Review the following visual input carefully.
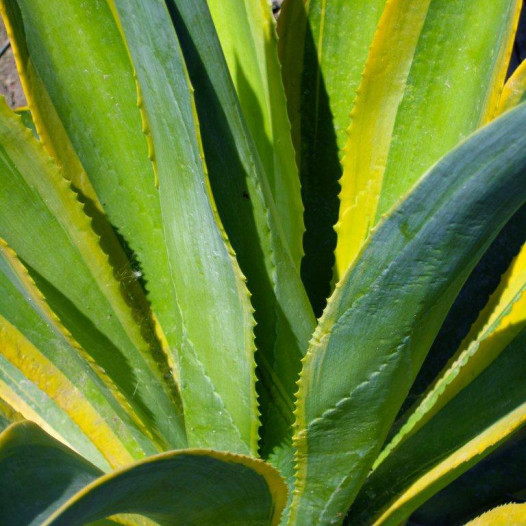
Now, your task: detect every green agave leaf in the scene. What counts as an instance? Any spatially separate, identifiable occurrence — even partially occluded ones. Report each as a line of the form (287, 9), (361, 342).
(334, 0), (521, 279)
(412, 428), (526, 525)
(375, 240), (526, 467)
(464, 503), (526, 525)
(112, 0), (258, 455)
(41, 446), (287, 526)
(288, 102), (526, 525)
(207, 0), (304, 272)
(0, 421), (103, 526)
(0, 239), (161, 469)
(0, 98), (185, 451)
(1, 420), (287, 526)
(349, 327), (526, 525)
(167, 0), (316, 457)
(277, 0), (388, 315)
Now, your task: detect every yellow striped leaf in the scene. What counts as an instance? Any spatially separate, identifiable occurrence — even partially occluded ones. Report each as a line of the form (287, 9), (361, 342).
(0, 240), (157, 469)
(335, 0), (521, 279)
(375, 241), (526, 467)
(278, 0), (388, 315)
(465, 503), (526, 525)
(0, 96), (186, 450)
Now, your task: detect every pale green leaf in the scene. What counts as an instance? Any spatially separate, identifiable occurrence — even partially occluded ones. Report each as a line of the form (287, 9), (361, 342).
(167, 0), (316, 457)
(112, 0), (258, 455)
(6, 0), (259, 453)
(208, 0), (304, 272)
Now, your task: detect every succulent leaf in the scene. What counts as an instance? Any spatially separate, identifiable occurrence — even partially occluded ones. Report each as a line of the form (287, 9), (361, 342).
(289, 102), (526, 525)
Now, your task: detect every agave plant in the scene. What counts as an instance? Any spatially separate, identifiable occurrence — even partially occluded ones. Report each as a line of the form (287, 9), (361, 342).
(0, 0), (525, 524)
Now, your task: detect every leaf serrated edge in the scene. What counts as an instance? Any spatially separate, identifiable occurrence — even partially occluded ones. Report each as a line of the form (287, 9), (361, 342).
(374, 242), (526, 468)
(465, 502), (526, 525)
(110, 0), (260, 454)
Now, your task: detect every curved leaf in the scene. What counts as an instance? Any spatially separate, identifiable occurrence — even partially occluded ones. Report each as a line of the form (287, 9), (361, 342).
(2, 421), (287, 526)
(335, 0), (521, 278)
(375, 240), (526, 466)
(45, 450), (287, 526)
(112, 0), (258, 455)
(0, 421), (103, 526)
(288, 102), (526, 525)
(350, 327), (526, 525)
(412, 428), (526, 525)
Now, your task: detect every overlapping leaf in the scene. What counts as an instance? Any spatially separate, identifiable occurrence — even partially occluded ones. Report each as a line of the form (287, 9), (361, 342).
(278, 0), (388, 314)
(6, 0), (258, 454)
(0, 98), (185, 451)
(0, 422), (103, 526)
(375, 240), (526, 466)
(0, 421), (287, 526)
(350, 328), (526, 525)
(0, 240), (156, 469)
(335, 0), (521, 278)
(112, 0), (258, 455)
(289, 103), (526, 525)
(167, 0), (315, 457)
(411, 429), (526, 524)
